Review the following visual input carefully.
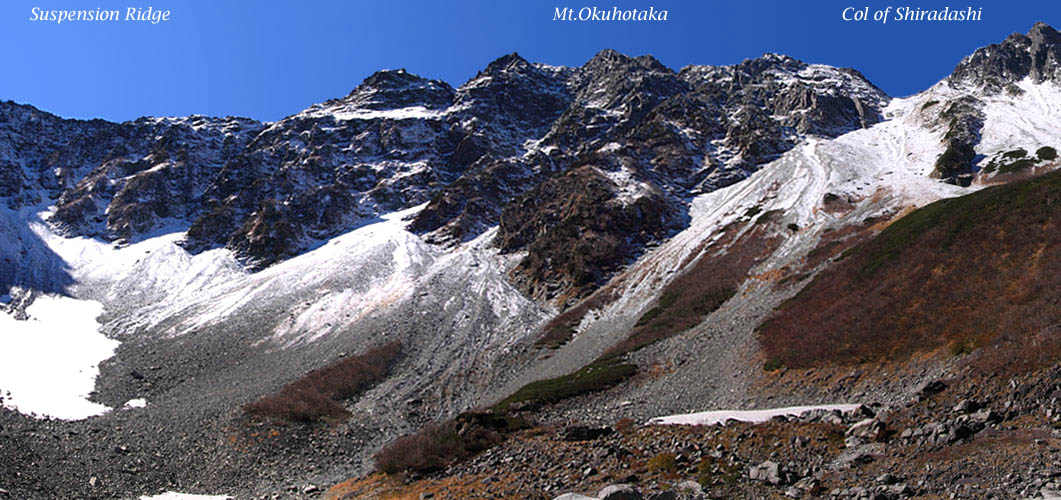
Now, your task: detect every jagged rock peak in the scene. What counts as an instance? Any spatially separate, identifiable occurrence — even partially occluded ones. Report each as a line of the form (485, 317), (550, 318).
(482, 52), (531, 75)
(583, 49), (671, 74)
(343, 68), (455, 109)
(297, 68), (455, 117)
(738, 52), (805, 74)
(949, 22), (1061, 91)
(356, 68), (452, 93)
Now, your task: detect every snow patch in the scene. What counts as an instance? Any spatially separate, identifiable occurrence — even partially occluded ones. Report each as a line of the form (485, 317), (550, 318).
(124, 398), (147, 409)
(648, 404), (863, 426)
(309, 105), (446, 122)
(0, 295), (119, 420)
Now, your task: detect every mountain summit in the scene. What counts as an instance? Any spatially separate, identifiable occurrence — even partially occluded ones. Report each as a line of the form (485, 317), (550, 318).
(950, 21), (1061, 91)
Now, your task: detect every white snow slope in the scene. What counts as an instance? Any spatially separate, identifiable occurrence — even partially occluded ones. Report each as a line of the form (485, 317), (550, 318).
(0, 294), (118, 419)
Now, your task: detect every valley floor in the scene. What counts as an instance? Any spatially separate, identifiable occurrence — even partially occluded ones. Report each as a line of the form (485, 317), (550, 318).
(326, 358), (1061, 500)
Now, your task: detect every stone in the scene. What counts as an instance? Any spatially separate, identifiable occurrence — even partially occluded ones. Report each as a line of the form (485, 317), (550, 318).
(915, 380), (946, 398)
(970, 409), (1003, 425)
(793, 477), (822, 495)
(599, 484), (642, 500)
(553, 495), (598, 500)
(847, 418), (887, 443)
(561, 425), (613, 442)
(749, 461), (784, 485)
(647, 492), (676, 500)
(953, 399), (981, 414)
(672, 480), (702, 496)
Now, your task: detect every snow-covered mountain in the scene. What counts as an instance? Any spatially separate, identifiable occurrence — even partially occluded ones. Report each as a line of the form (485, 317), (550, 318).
(1, 22), (1061, 500)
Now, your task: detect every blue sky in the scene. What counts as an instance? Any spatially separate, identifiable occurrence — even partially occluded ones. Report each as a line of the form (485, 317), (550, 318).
(1, 1), (1055, 122)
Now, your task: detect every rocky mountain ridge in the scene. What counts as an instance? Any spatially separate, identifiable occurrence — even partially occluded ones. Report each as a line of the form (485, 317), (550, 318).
(1, 46), (889, 301)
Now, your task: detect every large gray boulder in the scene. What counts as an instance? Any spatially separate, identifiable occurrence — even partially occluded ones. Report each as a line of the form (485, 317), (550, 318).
(599, 484), (642, 500)
(553, 494), (598, 500)
(749, 460), (784, 485)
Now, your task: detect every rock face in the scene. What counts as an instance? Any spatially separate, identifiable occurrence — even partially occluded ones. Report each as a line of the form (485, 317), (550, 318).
(949, 22), (1061, 92)
(0, 48), (891, 304)
(16, 22), (1061, 302)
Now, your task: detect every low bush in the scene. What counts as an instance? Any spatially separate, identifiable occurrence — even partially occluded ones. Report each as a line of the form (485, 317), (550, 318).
(244, 341), (401, 423)
(492, 357), (636, 413)
(374, 412), (528, 475)
(647, 452), (677, 473)
(763, 358), (783, 372)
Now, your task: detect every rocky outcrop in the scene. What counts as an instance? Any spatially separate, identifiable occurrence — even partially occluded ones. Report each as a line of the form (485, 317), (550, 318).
(949, 21), (1061, 92)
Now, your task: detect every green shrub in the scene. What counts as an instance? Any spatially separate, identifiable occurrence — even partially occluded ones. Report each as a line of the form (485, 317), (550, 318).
(1037, 146), (1058, 161)
(492, 357), (636, 413)
(647, 452), (677, 473)
(998, 158), (1038, 174)
(949, 338), (979, 356)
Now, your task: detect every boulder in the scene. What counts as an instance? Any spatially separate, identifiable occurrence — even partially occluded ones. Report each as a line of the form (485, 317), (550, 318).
(915, 380), (946, 399)
(749, 461), (784, 485)
(846, 418), (887, 443)
(672, 480), (702, 497)
(561, 425), (613, 442)
(647, 492), (677, 500)
(599, 484), (642, 500)
(952, 399), (982, 414)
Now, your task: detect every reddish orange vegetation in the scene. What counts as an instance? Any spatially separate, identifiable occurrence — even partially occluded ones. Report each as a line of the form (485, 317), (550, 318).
(537, 281), (624, 348)
(604, 223), (782, 358)
(327, 472), (526, 500)
(244, 341), (401, 423)
(759, 170), (1061, 372)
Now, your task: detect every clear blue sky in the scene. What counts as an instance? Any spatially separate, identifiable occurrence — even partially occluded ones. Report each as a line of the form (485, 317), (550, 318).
(1, 0), (1055, 122)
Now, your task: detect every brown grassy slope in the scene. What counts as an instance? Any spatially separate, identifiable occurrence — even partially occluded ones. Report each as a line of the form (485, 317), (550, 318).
(758, 169), (1061, 370)
(244, 341), (401, 423)
(603, 222), (782, 358)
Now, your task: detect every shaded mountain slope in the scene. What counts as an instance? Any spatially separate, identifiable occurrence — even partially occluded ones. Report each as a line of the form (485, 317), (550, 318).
(759, 168), (1061, 369)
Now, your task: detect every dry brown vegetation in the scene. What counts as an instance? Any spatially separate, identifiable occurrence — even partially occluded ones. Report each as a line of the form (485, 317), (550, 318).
(373, 412), (528, 475)
(759, 170), (1061, 372)
(244, 341), (401, 423)
(604, 224), (781, 358)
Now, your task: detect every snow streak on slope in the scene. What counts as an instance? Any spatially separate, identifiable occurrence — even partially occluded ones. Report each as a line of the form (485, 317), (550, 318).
(33, 218), (244, 310)
(976, 78), (1061, 156)
(23, 201), (541, 358)
(649, 404), (862, 426)
(0, 295), (118, 419)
